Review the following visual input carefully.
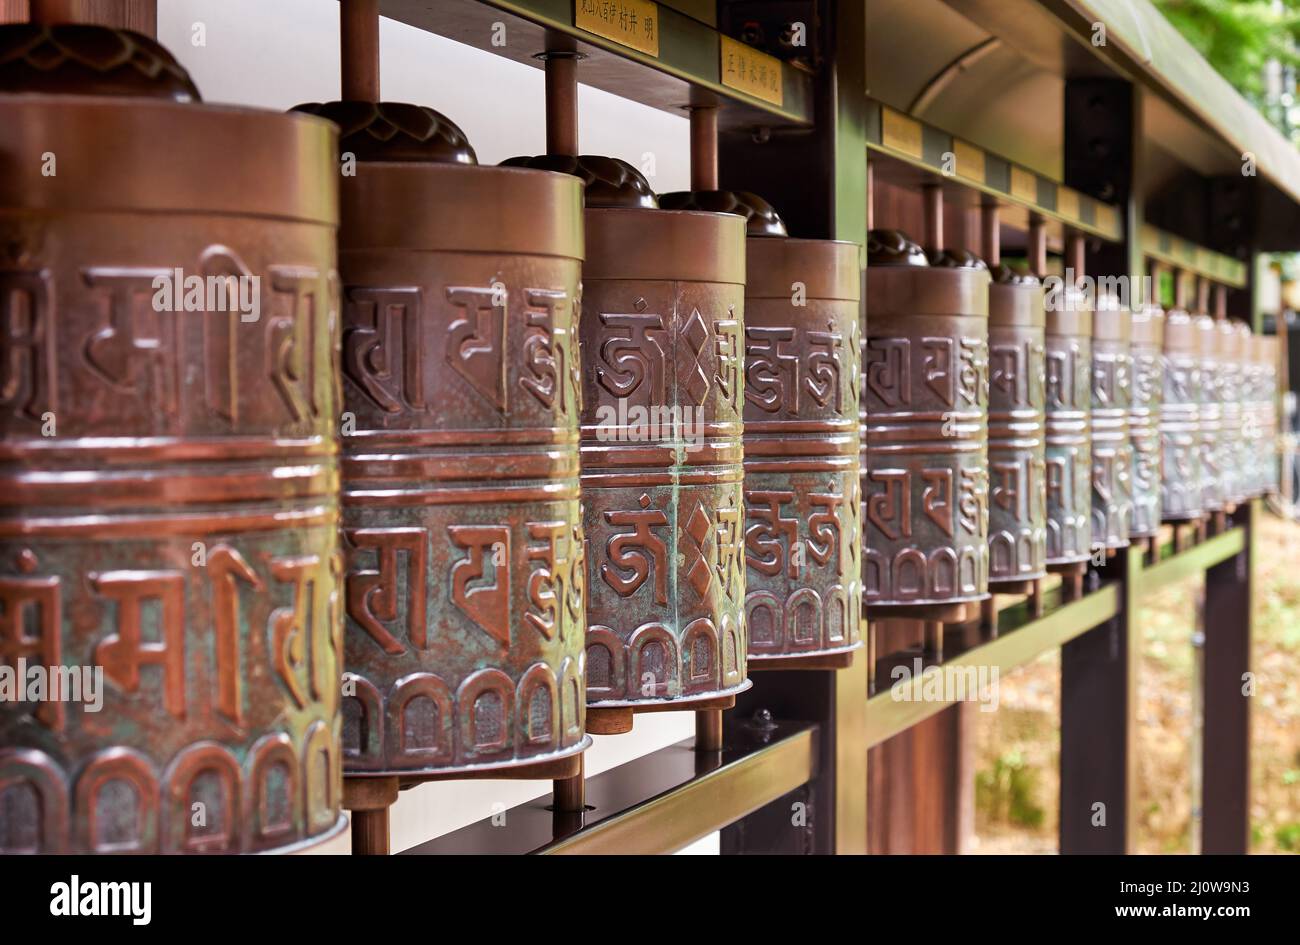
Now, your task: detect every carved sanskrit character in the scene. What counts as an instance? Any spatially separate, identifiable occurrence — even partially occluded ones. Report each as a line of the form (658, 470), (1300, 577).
(596, 312), (668, 403)
(807, 485), (844, 568)
(82, 267), (179, 421)
(520, 289), (571, 414)
(269, 555), (325, 710)
(714, 315), (742, 413)
(92, 571), (186, 719)
(446, 285), (508, 411)
(805, 321), (844, 412)
(866, 337), (910, 406)
(448, 525), (512, 649)
(866, 469), (911, 540)
(745, 326), (799, 414)
(745, 490), (800, 578)
(922, 468), (955, 537)
(208, 545), (263, 728)
(266, 265), (323, 422)
(923, 337), (955, 406)
(346, 527), (428, 654)
(0, 572), (63, 730)
(343, 286), (424, 413)
(0, 269), (55, 421)
(526, 520), (576, 641)
(602, 494), (669, 603)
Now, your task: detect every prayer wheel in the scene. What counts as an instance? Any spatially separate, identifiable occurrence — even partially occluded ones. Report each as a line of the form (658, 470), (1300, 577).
(1194, 313), (1225, 512)
(657, 193), (861, 662)
(0, 24), (344, 852)
(986, 267), (1047, 586)
(1128, 303), (1164, 539)
(1090, 294), (1133, 549)
(505, 158), (750, 707)
(1219, 320), (1248, 505)
(293, 105), (590, 775)
(1258, 335), (1280, 496)
(861, 231), (990, 610)
(1159, 307), (1204, 520)
(1044, 284), (1093, 565)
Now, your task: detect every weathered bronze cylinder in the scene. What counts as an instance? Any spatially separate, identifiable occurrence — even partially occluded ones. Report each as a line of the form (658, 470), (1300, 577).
(1241, 328), (1263, 497)
(1090, 294), (1133, 549)
(0, 29), (344, 852)
(1217, 319), (1246, 505)
(862, 232), (990, 608)
(320, 115), (590, 775)
(1128, 303), (1164, 538)
(1160, 308), (1204, 520)
(1044, 285), (1093, 564)
(986, 267), (1047, 585)
(1194, 313), (1225, 512)
(741, 236), (862, 660)
(1257, 335), (1280, 496)
(580, 207), (750, 705)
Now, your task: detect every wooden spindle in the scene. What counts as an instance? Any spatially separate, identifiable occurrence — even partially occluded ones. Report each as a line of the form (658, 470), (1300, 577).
(340, 0), (380, 102)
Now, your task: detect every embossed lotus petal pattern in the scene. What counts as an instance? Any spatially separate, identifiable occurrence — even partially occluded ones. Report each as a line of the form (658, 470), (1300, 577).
(292, 100), (477, 164)
(499, 154), (658, 208)
(0, 24), (200, 100)
(657, 189), (788, 237)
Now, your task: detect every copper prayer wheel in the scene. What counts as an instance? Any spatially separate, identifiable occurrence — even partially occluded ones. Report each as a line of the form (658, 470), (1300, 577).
(1159, 307), (1204, 520)
(1090, 294), (1133, 549)
(738, 232), (862, 661)
(1128, 303), (1165, 539)
(1194, 313), (1225, 512)
(1044, 284), (1093, 565)
(1241, 329), (1263, 497)
(575, 188), (750, 706)
(0, 26), (345, 852)
(986, 267), (1047, 585)
(862, 231), (990, 609)
(1217, 320), (1247, 505)
(1257, 335), (1280, 496)
(295, 105), (591, 776)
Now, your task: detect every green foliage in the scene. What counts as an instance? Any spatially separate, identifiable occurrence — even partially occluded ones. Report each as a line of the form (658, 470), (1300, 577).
(975, 750), (1046, 829)
(1275, 821), (1300, 850)
(1154, 1), (1300, 106)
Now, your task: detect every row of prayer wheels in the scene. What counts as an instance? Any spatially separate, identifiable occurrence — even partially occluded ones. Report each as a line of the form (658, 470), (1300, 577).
(0, 13), (867, 853)
(0, 12), (1281, 854)
(862, 229), (1280, 613)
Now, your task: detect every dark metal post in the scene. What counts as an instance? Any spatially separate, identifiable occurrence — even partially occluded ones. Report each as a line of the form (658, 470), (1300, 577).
(1201, 500), (1254, 853)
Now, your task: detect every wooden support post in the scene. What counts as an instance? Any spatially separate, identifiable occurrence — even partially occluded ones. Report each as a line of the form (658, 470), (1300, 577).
(1201, 500), (1254, 852)
(922, 182), (943, 255)
(543, 51), (580, 157)
(1060, 547), (1139, 853)
(689, 105), (719, 191)
(340, 0), (380, 102)
(552, 753), (586, 812)
(981, 200), (1000, 267)
(1028, 214), (1047, 277)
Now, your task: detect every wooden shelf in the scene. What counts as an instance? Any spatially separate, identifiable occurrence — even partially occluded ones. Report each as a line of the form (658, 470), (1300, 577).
(867, 98), (1124, 244)
(1141, 224), (1249, 288)
(377, 0), (813, 131)
(402, 720), (817, 854)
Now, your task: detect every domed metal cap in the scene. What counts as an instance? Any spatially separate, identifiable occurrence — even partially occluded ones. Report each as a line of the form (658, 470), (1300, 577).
(293, 101), (476, 164)
(0, 23), (199, 100)
(500, 154), (657, 208)
(993, 263), (1041, 287)
(658, 189), (787, 236)
(1131, 302), (1165, 347)
(867, 228), (928, 266)
(929, 248), (990, 271)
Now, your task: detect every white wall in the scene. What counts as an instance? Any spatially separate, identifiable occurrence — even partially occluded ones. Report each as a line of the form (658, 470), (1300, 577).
(156, 0), (710, 854)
